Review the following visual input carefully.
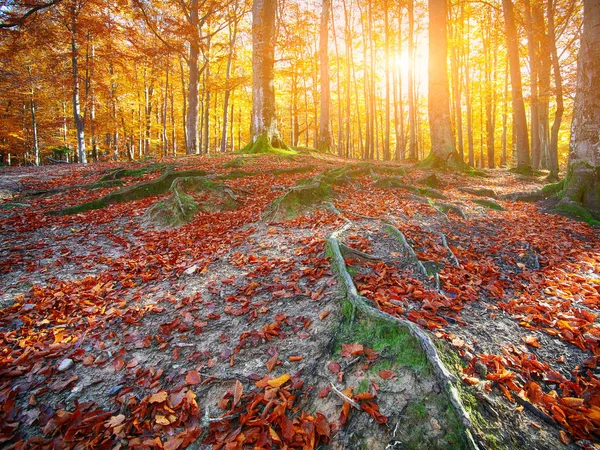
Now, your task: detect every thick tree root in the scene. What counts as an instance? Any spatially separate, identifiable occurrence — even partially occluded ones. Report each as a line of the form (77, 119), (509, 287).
(49, 169), (210, 215)
(383, 224), (428, 278)
(145, 177), (239, 228)
(326, 230), (481, 450)
(458, 187), (498, 199)
(373, 177), (446, 199)
(21, 179), (125, 198)
(439, 233), (460, 267)
(339, 242), (383, 262)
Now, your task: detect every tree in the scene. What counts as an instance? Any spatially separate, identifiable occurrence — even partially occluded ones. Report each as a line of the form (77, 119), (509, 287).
(316, 0), (331, 153)
(502, 0), (530, 171)
(557, 0), (600, 218)
(421, 0), (464, 169)
(244, 0), (286, 152)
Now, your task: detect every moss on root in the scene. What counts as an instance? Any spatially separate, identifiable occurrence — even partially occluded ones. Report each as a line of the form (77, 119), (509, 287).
(472, 199), (505, 211)
(49, 169), (210, 216)
(373, 177), (446, 199)
(240, 134), (296, 156)
(145, 177), (239, 228)
(417, 152), (478, 175)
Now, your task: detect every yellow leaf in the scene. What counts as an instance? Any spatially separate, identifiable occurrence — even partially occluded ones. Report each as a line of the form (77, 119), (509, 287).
(155, 415), (171, 425)
(267, 373), (290, 388)
(149, 391), (168, 404)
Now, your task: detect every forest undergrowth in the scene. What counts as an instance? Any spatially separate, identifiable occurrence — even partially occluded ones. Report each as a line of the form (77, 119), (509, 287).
(0, 152), (599, 450)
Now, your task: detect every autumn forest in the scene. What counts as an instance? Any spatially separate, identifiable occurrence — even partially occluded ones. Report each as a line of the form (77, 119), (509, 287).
(1, 0), (600, 448)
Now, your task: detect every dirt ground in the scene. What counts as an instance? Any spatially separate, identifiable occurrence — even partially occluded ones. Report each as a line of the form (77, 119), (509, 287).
(0, 152), (599, 449)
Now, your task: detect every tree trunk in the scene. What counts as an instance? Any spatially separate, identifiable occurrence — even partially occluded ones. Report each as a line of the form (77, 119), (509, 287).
(383, 0), (390, 161)
(502, 0), (531, 170)
(202, 32), (211, 155)
(524, 0), (541, 169)
(424, 0), (462, 168)
(547, 0), (562, 180)
(70, 5), (86, 164)
(186, 0), (200, 154)
(450, 5), (464, 162)
(162, 63), (169, 157)
(30, 87), (39, 166)
(407, 0), (418, 160)
(317, 0), (331, 152)
(559, 0), (600, 216)
(248, 0), (284, 150)
(221, 20), (238, 153)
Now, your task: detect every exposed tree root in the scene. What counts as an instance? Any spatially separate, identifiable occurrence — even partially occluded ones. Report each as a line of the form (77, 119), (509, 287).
(439, 233), (460, 267)
(373, 177), (446, 200)
(430, 201), (467, 219)
(49, 169), (210, 215)
(145, 177), (239, 228)
(339, 242), (383, 262)
(97, 163), (169, 182)
(384, 224), (428, 278)
(326, 229), (481, 450)
(21, 179), (125, 198)
(458, 187), (498, 199)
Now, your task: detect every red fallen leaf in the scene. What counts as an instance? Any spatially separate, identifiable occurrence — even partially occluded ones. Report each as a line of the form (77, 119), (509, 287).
(319, 310), (330, 320)
(164, 436), (184, 450)
(112, 358), (125, 371)
(523, 335), (540, 348)
(82, 354), (94, 366)
(126, 358), (138, 368)
(319, 387), (331, 398)
(266, 352), (279, 373)
(289, 355), (303, 362)
(353, 392), (375, 401)
(315, 412), (331, 437)
(361, 401), (388, 424)
(451, 337), (465, 348)
(379, 370), (396, 380)
(186, 370), (201, 385)
(328, 361), (341, 373)
(341, 343), (364, 357)
(233, 380), (243, 407)
(561, 397), (584, 407)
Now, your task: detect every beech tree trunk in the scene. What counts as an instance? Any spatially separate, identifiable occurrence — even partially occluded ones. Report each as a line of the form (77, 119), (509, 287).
(317, 0), (331, 152)
(221, 19), (238, 153)
(547, 0), (562, 180)
(407, 0), (418, 160)
(560, 0), (600, 215)
(186, 0), (200, 154)
(502, 0), (531, 170)
(249, 0), (284, 149)
(424, 0), (461, 167)
(70, 5), (87, 164)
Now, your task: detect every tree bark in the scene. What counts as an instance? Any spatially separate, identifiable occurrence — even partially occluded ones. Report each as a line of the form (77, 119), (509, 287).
(186, 0), (200, 154)
(221, 19), (238, 153)
(317, 0), (331, 152)
(560, 0), (600, 216)
(407, 0), (418, 160)
(502, 0), (531, 170)
(524, 0), (541, 169)
(424, 0), (462, 168)
(249, 0), (284, 149)
(547, 0), (562, 180)
(70, 4), (87, 164)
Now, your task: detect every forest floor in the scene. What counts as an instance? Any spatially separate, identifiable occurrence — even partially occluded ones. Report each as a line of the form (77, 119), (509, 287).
(0, 151), (599, 450)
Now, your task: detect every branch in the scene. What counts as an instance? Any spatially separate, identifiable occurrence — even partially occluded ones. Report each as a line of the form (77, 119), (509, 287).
(0, 0), (63, 28)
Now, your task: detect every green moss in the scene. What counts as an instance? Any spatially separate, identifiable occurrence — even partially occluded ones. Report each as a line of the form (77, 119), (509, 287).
(98, 163), (168, 181)
(417, 152), (472, 173)
(263, 174), (333, 221)
(554, 201), (600, 225)
(540, 178), (565, 196)
(334, 308), (430, 375)
(239, 134), (297, 156)
(509, 166), (543, 177)
(215, 170), (257, 180)
(49, 169), (210, 216)
(270, 165), (316, 176)
(223, 157), (246, 169)
(472, 199), (505, 211)
(356, 378), (370, 394)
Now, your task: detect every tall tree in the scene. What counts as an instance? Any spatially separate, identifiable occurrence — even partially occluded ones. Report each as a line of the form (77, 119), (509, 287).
(422, 0), (463, 168)
(558, 0), (600, 217)
(317, 0), (331, 152)
(546, 0), (563, 180)
(502, 0), (530, 170)
(245, 0), (286, 151)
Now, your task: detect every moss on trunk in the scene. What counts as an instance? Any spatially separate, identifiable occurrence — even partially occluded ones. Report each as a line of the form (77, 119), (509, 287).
(240, 133), (296, 156)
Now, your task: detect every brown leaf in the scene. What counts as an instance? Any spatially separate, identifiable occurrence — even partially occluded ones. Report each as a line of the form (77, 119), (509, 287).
(186, 370), (201, 385)
(149, 391), (168, 404)
(266, 352), (279, 373)
(233, 380), (243, 407)
(341, 343), (364, 357)
(378, 369), (396, 380)
(328, 361), (341, 373)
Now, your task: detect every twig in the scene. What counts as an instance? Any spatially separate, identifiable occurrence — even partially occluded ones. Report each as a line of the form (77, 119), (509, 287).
(439, 232), (460, 267)
(330, 382), (360, 409)
(202, 407), (239, 426)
